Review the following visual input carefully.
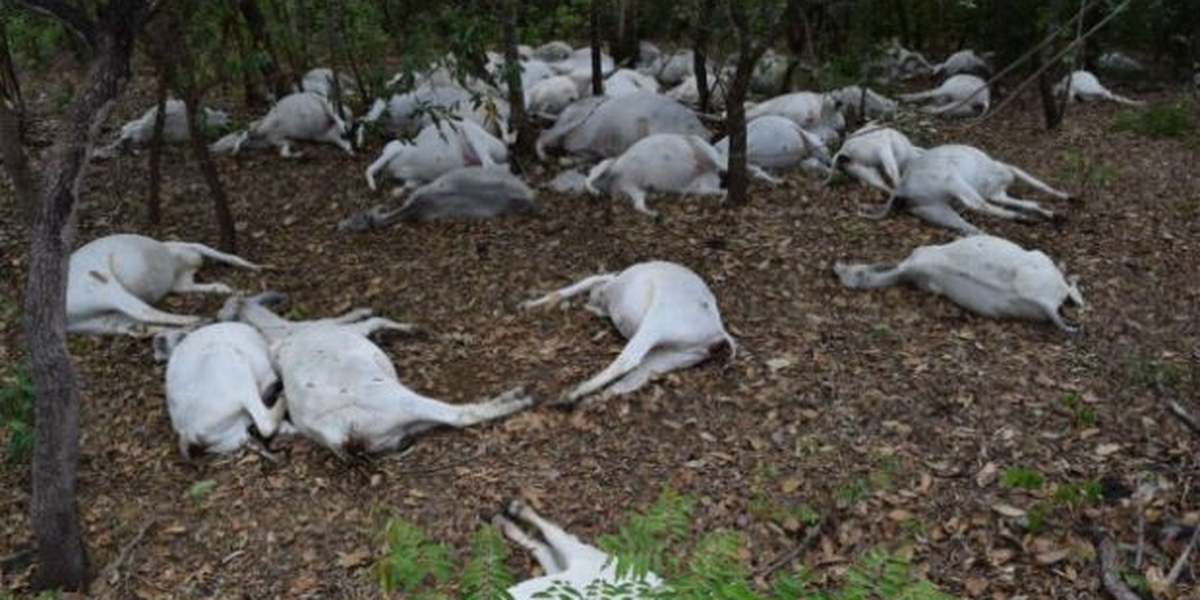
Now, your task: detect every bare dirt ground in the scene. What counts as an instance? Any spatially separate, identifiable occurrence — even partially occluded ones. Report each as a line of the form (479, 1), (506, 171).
(1, 68), (1198, 599)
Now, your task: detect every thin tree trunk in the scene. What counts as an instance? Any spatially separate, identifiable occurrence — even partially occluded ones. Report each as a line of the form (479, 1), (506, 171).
(724, 0), (786, 208)
(18, 0), (145, 590)
(146, 73), (168, 226)
(0, 18), (25, 116)
(692, 0), (716, 114)
(238, 0), (287, 104)
(614, 0), (638, 67)
(500, 0), (535, 163)
(0, 90), (38, 222)
(589, 0), (603, 96)
(183, 93), (236, 252)
(1039, 0), (1066, 130)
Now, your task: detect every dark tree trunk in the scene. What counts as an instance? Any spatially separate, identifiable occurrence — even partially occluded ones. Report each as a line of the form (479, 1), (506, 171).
(0, 18), (25, 116)
(692, 0), (716, 114)
(1038, 0), (1066, 130)
(1, 69), (37, 221)
(613, 0), (638, 67)
(238, 0), (287, 104)
(146, 73), (169, 226)
(500, 0), (535, 163)
(724, 0), (786, 207)
(589, 0), (603, 96)
(11, 0), (148, 591)
(183, 94), (237, 252)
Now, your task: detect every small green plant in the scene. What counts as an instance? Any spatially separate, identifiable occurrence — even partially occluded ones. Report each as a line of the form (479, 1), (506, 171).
(372, 519), (455, 597)
(1052, 480), (1103, 507)
(0, 367), (35, 464)
(1001, 466), (1044, 491)
(1126, 357), (1185, 390)
(370, 490), (955, 599)
(1113, 103), (1197, 140)
(1057, 150), (1117, 194)
(1060, 393), (1098, 428)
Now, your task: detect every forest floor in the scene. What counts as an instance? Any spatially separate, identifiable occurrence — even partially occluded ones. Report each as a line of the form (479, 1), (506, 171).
(1, 64), (1199, 599)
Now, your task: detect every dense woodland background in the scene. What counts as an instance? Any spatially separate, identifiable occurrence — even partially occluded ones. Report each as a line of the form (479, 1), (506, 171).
(1, 0), (1199, 598)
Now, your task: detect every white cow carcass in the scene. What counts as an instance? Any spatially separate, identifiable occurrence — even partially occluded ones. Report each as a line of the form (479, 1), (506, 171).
(364, 119), (508, 193)
(745, 91), (845, 146)
(931, 49), (992, 79)
(527, 74), (583, 117)
(221, 91), (354, 157)
(830, 85), (898, 123)
(342, 166), (536, 229)
(897, 74), (990, 118)
(1054, 70), (1145, 106)
(834, 234), (1084, 332)
(536, 92), (709, 162)
(225, 294), (534, 454)
(866, 144), (1074, 234)
(828, 124), (923, 193)
(586, 133), (726, 216)
(714, 115), (831, 179)
(523, 261), (735, 406)
(95, 99), (230, 159)
(155, 322), (285, 457)
(365, 81), (511, 141)
(67, 234), (259, 337)
(494, 498), (664, 600)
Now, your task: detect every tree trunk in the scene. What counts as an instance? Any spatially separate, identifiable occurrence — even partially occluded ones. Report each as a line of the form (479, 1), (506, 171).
(613, 0), (638, 67)
(500, 0), (535, 163)
(589, 0), (603, 96)
(723, 0), (786, 207)
(1038, 0), (1066, 130)
(1, 83), (37, 222)
(692, 0), (716, 114)
(0, 17), (25, 116)
(184, 94), (237, 252)
(238, 0), (287, 105)
(17, 0), (146, 590)
(146, 73), (169, 227)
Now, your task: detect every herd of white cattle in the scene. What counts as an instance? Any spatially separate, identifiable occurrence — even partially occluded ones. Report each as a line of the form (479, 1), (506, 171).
(76, 38), (1148, 596)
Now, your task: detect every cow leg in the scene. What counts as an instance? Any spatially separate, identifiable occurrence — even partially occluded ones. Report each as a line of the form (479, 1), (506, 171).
(946, 179), (1035, 222)
(170, 270), (234, 295)
(341, 317), (420, 338)
(907, 203), (983, 235)
(400, 387), (533, 434)
(844, 162), (895, 194)
(598, 347), (709, 400)
(522, 274), (616, 310)
(492, 512), (564, 574)
(987, 191), (1054, 219)
(1007, 164), (1073, 200)
(505, 499), (605, 567)
(562, 325), (659, 405)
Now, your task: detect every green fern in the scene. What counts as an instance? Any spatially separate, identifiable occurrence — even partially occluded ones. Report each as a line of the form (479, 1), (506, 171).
(597, 488), (694, 580)
(0, 367), (35, 464)
(461, 524), (517, 600)
(372, 518), (455, 597)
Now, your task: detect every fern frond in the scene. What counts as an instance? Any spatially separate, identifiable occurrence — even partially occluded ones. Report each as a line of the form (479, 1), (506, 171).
(462, 525), (517, 600)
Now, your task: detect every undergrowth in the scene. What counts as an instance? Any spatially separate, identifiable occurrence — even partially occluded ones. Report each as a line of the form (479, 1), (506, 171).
(373, 490), (955, 599)
(0, 367), (35, 465)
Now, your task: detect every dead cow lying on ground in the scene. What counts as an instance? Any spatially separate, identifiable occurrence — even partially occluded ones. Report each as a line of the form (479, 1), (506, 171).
(523, 260), (735, 406)
(834, 234), (1084, 333)
(153, 320), (285, 457)
(341, 166), (537, 230)
(223, 293), (534, 454)
(585, 133), (727, 217)
(491, 497), (664, 600)
(67, 233), (259, 336)
(864, 143), (1074, 234)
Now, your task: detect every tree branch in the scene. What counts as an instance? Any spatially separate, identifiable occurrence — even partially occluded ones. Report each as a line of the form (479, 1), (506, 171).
(1097, 534), (1143, 600)
(12, 0), (96, 47)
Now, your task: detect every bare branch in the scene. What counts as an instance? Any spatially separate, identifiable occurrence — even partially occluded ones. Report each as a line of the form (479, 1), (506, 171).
(12, 0), (96, 46)
(1097, 534), (1143, 600)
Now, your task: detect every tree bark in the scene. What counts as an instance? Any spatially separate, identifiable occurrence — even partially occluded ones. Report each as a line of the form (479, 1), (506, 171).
(589, 0), (603, 96)
(238, 0), (287, 105)
(16, 0), (147, 591)
(692, 0), (716, 114)
(145, 73), (169, 227)
(723, 0), (786, 207)
(500, 0), (535, 163)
